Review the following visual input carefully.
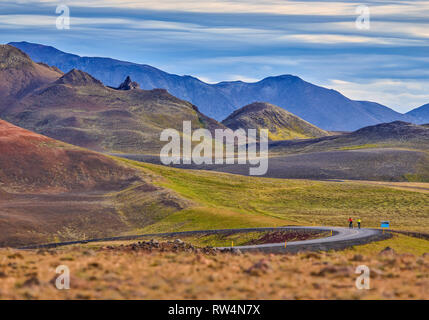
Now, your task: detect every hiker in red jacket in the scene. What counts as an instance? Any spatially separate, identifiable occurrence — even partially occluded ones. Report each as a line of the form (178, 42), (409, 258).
(348, 217), (353, 229)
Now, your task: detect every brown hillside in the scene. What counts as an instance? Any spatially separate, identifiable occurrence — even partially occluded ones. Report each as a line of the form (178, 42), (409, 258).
(0, 119), (138, 193)
(0, 45), (62, 111)
(0, 120), (189, 247)
(2, 67), (225, 154)
(222, 102), (329, 140)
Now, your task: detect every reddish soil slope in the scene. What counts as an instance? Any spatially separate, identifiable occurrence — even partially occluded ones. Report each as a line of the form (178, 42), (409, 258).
(0, 120), (188, 247)
(0, 119), (138, 193)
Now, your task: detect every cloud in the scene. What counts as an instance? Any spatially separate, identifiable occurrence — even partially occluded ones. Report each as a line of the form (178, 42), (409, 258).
(282, 33), (426, 45)
(1, 0), (428, 112)
(31, 0), (429, 17)
(326, 78), (429, 112)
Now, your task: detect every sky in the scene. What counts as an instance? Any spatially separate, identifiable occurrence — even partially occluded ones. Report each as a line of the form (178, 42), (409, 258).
(1, 0), (429, 113)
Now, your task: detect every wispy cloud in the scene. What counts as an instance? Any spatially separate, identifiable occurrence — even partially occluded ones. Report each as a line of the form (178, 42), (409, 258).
(1, 0), (428, 111)
(327, 79), (429, 112)
(32, 0), (429, 16)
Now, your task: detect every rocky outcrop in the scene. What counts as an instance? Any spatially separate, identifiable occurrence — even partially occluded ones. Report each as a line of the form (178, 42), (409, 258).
(117, 76), (140, 90)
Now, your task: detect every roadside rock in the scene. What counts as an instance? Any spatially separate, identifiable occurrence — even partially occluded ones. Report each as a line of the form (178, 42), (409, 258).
(174, 239), (184, 245)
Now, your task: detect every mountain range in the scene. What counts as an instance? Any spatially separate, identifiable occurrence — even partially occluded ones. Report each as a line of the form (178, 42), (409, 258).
(9, 41), (428, 131)
(0, 45), (224, 154)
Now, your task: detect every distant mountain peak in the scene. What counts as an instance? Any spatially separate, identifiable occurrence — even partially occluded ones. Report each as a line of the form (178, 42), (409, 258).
(117, 76), (140, 90)
(0, 44), (33, 70)
(406, 103), (429, 124)
(55, 68), (103, 87)
(267, 74), (301, 80)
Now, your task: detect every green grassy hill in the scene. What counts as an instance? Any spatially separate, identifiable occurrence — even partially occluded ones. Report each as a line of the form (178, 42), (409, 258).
(118, 160), (429, 234)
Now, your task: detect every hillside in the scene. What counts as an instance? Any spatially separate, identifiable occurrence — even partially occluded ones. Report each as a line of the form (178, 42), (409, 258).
(129, 122), (429, 182)
(407, 103), (429, 124)
(0, 46), (225, 154)
(0, 45), (62, 112)
(247, 121), (429, 181)
(0, 120), (188, 247)
(0, 120), (138, 193)
(270, 121), (429, 153)
(1, 120), (428, 248)
(222, 102), (329, 140)
(9, 41), (414, 131)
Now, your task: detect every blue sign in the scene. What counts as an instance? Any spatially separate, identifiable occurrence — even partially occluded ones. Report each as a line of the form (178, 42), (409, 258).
(381, 221), (390, 228)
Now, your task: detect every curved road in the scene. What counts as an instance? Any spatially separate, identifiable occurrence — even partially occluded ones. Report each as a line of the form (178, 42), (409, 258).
(18, 226), (390, 252)
(219, 226), (388, 253)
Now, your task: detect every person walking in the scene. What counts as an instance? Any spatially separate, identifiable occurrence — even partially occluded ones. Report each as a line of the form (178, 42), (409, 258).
(357, 218), (361, 229)
(348, 217), (353, 229)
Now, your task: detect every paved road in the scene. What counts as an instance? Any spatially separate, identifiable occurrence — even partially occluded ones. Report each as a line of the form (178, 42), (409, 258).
(18, 226), (390, 252)
(218, 226), (387, 253)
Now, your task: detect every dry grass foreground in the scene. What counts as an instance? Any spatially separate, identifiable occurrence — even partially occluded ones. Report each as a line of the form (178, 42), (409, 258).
(0, 234), (428, 300)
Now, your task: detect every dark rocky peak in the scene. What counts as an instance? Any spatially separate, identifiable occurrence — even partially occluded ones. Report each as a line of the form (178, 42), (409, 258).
(117, 76), (140, 90)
